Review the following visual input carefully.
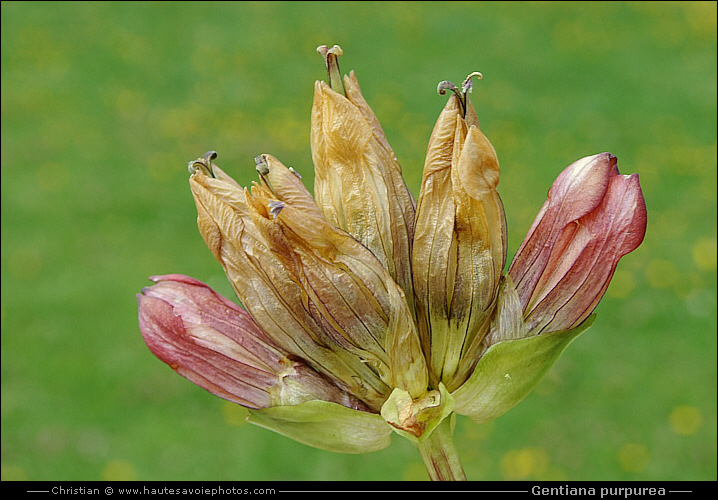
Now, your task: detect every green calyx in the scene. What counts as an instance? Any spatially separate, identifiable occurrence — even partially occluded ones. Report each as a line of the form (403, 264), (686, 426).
(246, 315), (593, 459)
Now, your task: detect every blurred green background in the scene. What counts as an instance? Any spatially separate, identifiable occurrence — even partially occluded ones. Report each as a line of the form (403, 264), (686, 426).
(2, 1), (716, 482)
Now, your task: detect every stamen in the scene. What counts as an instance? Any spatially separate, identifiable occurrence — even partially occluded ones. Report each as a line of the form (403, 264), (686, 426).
(317, 44), (345, 96)
(188, 150), (217, 178)
(461, 72), (483, 94)
(268, 200), (285, 219)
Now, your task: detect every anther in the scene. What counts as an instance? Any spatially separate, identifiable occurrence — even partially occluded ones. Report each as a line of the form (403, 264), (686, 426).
(268, 200), (285, 219)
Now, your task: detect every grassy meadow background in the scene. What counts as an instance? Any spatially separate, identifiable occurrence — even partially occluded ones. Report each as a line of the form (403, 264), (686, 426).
(2, 1), (716, 481)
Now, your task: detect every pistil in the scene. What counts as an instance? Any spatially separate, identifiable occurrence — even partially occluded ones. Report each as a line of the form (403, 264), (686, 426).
(437, 72), (482, 117)
(317, 44), (346, 96)
(188, 150), (217, 178)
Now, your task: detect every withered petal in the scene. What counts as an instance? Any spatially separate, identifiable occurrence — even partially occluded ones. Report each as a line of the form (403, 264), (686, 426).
(311, 73), (417, 306)
(245, 169), (428, 399)
(190, 164), (393, 409)
(413, 94), (507, 390)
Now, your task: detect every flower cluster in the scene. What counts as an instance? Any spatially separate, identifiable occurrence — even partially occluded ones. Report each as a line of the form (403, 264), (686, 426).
(137, 45), (646, 480)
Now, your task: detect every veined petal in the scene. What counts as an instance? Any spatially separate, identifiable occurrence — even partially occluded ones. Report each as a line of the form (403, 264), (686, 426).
(508, 153), (616, 314)
(413, 92), (506, 391)
(413, 96), (461, 386)
(254, 153), (322, 218)
(508, 153), (647, 334)
(311, 65), (416, 307)
(189, 157), (392, 409)
(523, 172), (647, 333)
(449, 118), (508, 388)
(246, 156), (428, 399)
(137, 274), (367, 410)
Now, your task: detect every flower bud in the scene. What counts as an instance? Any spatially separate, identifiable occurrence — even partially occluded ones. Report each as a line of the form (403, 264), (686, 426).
(508, 153), (647, 334)
(137, 274), (367, 410)
(139, 275), (395, 454)
(452, 153), (646, 423)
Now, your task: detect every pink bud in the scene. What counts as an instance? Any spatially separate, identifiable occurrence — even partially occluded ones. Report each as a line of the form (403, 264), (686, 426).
(508, 153), (647, 334)
(138, 274), (367, 410)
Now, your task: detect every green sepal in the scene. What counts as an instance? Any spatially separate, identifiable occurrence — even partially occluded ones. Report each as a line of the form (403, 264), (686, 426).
(380, 383), (454, 444)
(452, 315), (595, 423)
(247, 400), (392, 454)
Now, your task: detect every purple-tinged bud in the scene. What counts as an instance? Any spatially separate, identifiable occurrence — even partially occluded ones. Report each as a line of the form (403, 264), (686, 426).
(138, 274), (369, 410)
(508, 153), (647, 334)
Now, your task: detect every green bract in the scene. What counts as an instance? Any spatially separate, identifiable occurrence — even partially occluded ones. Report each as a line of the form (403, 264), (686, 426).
(453, 316), (595, 422)
(247, 400), (392, 454)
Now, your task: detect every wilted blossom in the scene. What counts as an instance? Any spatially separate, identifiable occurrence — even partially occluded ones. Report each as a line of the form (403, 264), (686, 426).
(137, 45), (647, 480)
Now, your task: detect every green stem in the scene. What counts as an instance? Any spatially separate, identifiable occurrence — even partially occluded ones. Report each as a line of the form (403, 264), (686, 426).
(415, 415), (466, 481)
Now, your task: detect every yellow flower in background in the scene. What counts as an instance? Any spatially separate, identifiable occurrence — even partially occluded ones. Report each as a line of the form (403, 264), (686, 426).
(137, 45), (647, 480)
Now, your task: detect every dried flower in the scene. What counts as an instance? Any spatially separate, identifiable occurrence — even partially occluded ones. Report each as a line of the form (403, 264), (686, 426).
(137, 45), (646, 480)
(413, 72), (507, 393)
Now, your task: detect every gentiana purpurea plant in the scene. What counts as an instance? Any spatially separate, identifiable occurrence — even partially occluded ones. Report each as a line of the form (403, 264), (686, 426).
(137, 45), (647, 481)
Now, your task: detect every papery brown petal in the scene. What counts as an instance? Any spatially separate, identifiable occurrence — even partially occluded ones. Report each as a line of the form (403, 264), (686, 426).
(311, 75), (416, 307)
(311, 80), (376, 232)
(448, 122), (507, 388)
(189, 166), (391, 409)
(256, 154), (323, 218)
(343, 71), (417, 223)
(413, 95), (463, 381)
(246, 163), (428, 399)
(248, 182), (391, 364)
(413, 94), (506, 390)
